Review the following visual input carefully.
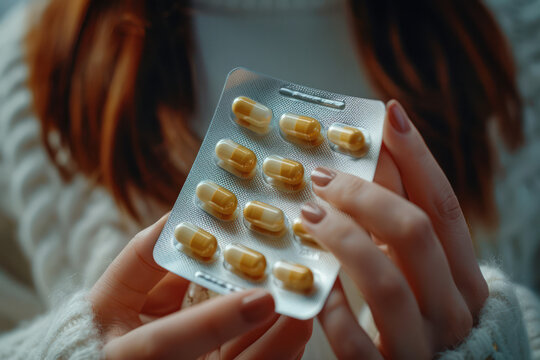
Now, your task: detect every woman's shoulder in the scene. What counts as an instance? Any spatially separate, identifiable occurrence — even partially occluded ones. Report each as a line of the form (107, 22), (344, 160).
(0, 2), (139, 298)
(478, 0), (540, 293)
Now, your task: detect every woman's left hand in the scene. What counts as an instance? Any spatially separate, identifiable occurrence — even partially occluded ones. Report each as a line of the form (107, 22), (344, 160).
(301, 100), (489, 359)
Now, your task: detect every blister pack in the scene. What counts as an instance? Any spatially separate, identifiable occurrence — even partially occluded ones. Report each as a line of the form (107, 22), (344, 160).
(153, 68), (385, 319)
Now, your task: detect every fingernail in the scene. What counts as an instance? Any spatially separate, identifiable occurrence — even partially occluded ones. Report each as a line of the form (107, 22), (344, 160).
(311, 167), (336, 187)
(241, 290), (274, 323)
(388, 101), (410, 133)
(301, 202), (326, 224)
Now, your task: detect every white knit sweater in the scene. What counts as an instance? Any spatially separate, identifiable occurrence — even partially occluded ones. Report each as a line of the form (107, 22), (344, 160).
(0, 1), (539, 359)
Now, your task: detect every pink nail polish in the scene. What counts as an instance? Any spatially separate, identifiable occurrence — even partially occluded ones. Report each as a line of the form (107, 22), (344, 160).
(388, 101), (410, 133)
(311, 167), (336, 187)
(301, 202), (326, 224)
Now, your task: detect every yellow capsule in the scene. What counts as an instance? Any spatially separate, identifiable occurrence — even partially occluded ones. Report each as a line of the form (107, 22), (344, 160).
(279, 113), (323, 145)
(196, 180), (238, 220)
(244, 201), (286, 235)
(224, 244), (267, 278)
(292, 218), (320, 246)
(262, 155), (305, 191)
(174, 222), (217, 259)
(273, 261), (314, 292)
(215, 139), (257, 178)
(327, 123), (369, 154)
(232, 96), (272, 134)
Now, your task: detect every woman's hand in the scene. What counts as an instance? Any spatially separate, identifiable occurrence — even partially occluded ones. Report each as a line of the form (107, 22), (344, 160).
(89, 214), (312, 360)
(300, 100), (489, 359)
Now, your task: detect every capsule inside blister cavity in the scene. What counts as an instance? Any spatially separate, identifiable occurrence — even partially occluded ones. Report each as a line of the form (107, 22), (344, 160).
(196, 180), (238, 220)
(243, 201), (286, 236)
(174, 222), (217, 259)
(327, 123), (370, 157)
(215, 139), (257, 178)
(273, 261), (314, 292)
(292, 218), (322, 247)
(232, 96), (272, 134)
(262, 155), (305, 191)
(224, 244), (267, 279)
(279, 113), (324, 146)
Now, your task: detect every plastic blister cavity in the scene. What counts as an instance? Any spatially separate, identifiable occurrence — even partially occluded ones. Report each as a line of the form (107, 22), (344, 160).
(243, 201), (288, 237)
(262, 155), (306, 192)
(174, 222), (219, 261)
(327, 123), (371, 158)
(232, 96), (273, 134)
(292, 218), (322, 248)
(279, 113), (324, 147)
(195, 180), (239, 221)
(273, 260), (314, 292)
(153, 68), (385, 319)
(224, 243), (267, 279)
(215, 139), (257, 179)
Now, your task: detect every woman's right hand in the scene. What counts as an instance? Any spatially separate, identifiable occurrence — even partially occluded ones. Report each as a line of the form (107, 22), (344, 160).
(300, 101), (488, 359)
(89, 214), (312, 359)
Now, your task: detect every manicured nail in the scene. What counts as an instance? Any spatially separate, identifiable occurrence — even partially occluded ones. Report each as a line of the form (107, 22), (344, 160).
(311, 167), (336, 187)
(301, 202), (326, 224)
(388, 101), (410, 133)
(241, 289), (274, 323)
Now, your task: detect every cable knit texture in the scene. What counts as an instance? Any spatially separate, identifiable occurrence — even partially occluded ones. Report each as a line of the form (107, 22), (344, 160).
(439, 267), (531, 359)
(0, 291), (102, 360)
(0, 4), (135, 357)
(0, 1), (539, 359)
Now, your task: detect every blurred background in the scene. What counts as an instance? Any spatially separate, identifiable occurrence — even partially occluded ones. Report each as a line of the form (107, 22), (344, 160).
(0, 0), (18, 16)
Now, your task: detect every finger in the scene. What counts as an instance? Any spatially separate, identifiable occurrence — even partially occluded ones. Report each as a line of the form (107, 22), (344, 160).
(372, 147), (406, 251)
(373, 146), (406, 197)
(300, 203), (429, 358)
(104, 289), (275, 360)
(384, 100), (488, 313)
(310, 170), (472, 345)
(89, 213), (170, 317)
(219, 313), (280, 359)
(141, 272), (190, 316)
(235, 316), (313, 360)
(318, 279), (383, 360)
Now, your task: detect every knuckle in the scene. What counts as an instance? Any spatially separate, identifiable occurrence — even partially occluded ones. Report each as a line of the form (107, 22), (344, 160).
(372, 270), (408, 305)
(332, 175), (367, 211)
(326, 217), (366, 254)
(398, 210), (434, 249)
(434, 187), (463, 224)
(132, 227), (149, 244)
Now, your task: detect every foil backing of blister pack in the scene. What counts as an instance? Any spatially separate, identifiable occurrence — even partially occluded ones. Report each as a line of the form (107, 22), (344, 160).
(153, 68), (385, 319)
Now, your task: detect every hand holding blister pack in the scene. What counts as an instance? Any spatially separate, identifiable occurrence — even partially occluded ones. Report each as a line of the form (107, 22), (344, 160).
(153, 68), (385, 319)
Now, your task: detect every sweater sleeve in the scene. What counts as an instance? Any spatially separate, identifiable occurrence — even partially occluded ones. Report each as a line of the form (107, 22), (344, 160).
(0, 3), (139, 306)
(438, 266), (538, 359)
(0, 291), (103, 360)
(515, 284), (540, 359)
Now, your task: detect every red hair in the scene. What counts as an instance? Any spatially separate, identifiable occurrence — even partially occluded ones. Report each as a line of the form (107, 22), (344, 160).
(26, 0), (522, 225)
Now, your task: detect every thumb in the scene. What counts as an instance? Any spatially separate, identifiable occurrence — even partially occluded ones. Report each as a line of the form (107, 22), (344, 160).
(105, 289), (275, 359)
